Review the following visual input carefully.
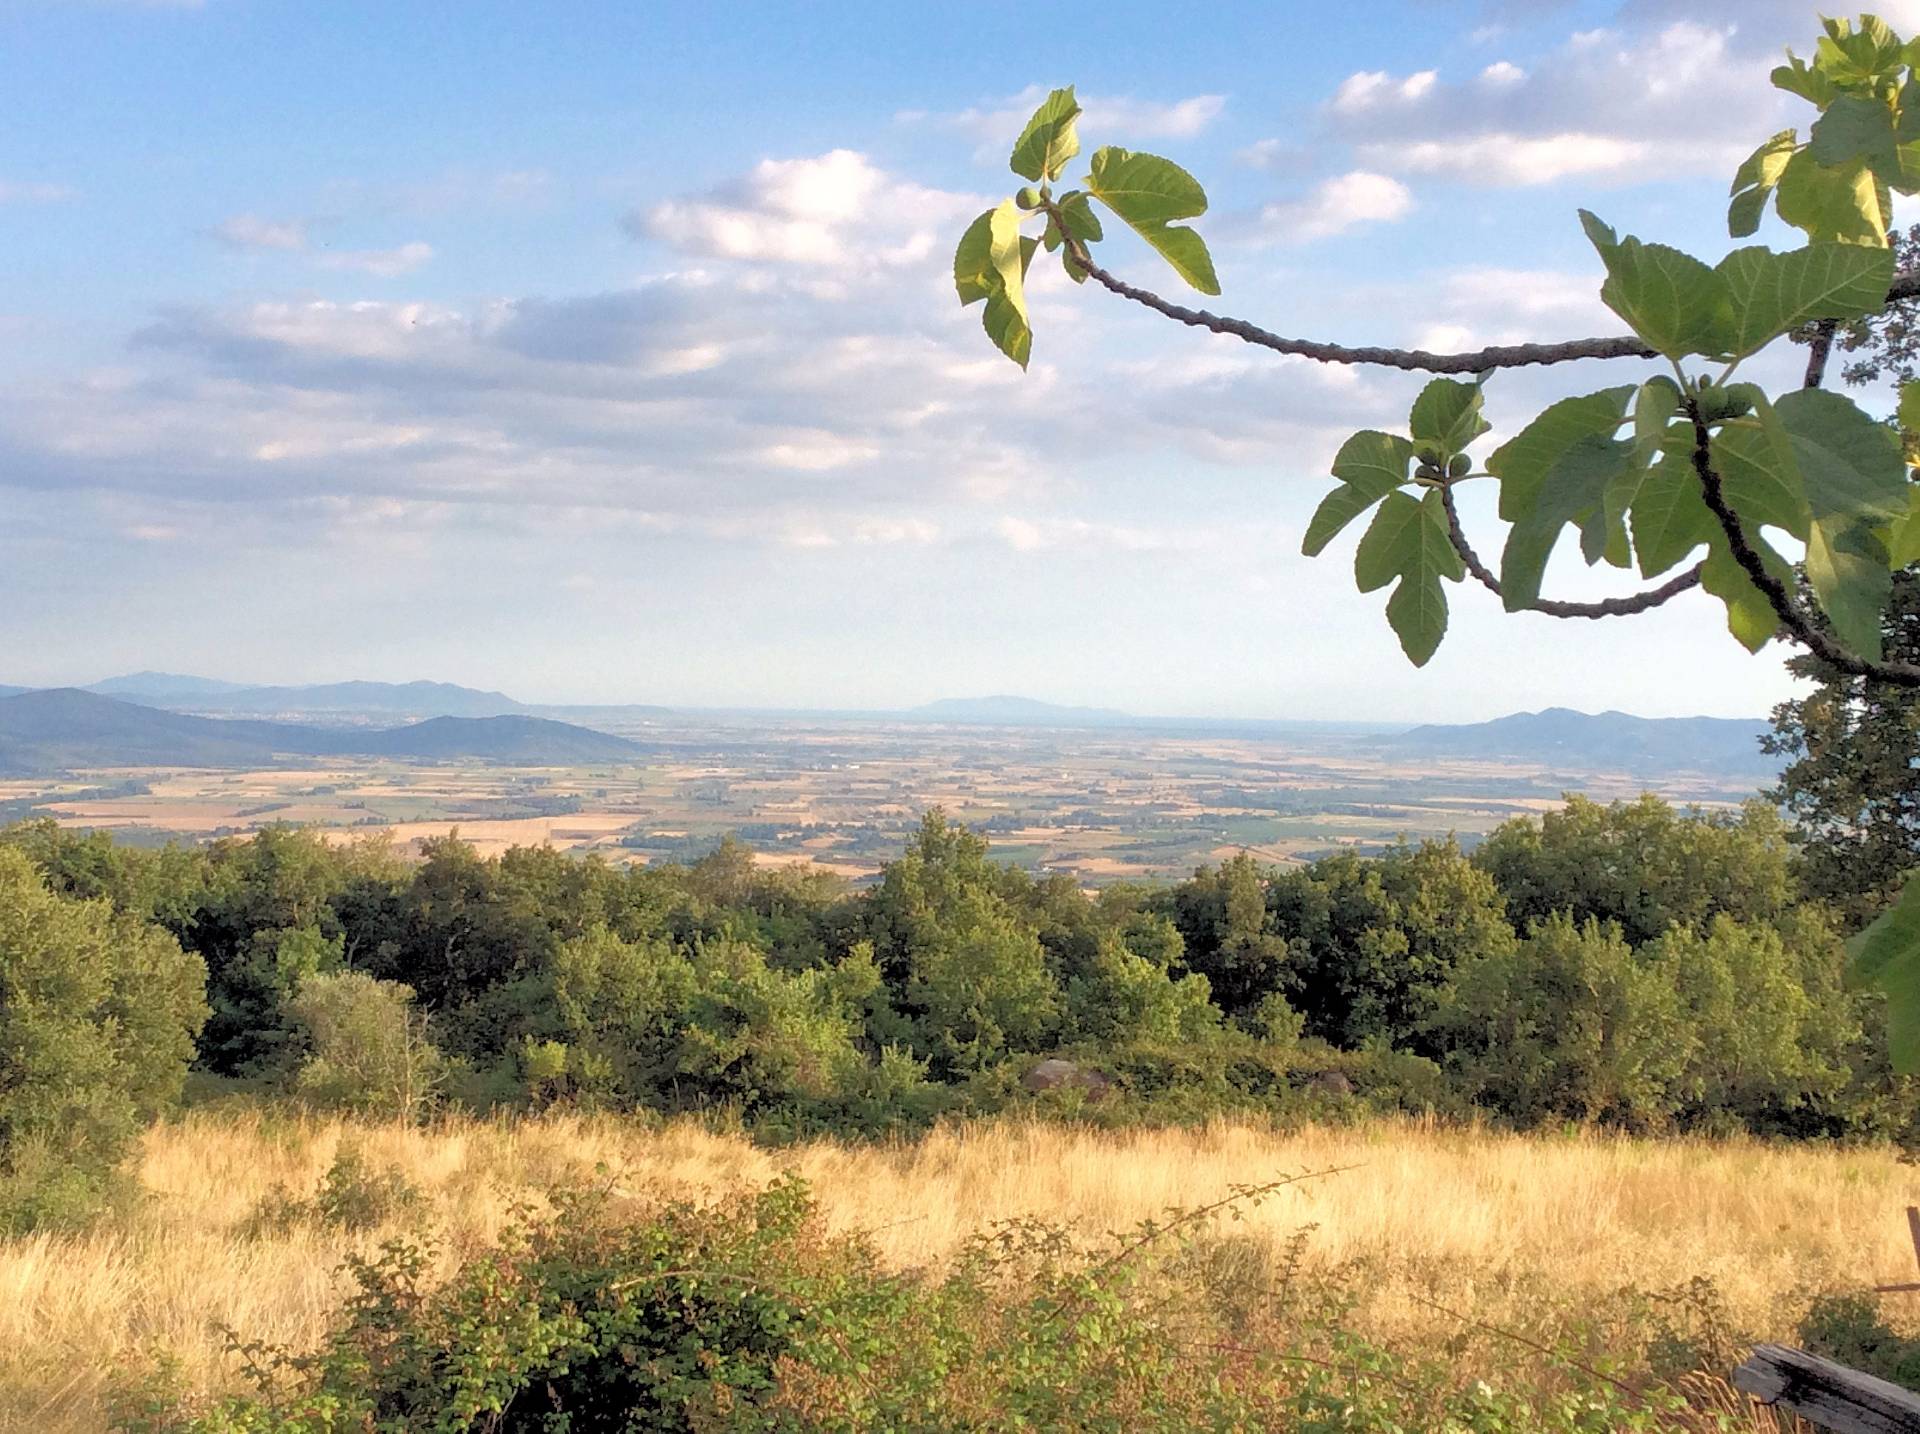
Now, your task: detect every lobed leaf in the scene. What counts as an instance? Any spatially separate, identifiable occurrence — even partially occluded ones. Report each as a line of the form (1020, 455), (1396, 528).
(1497, 432), (1633, 610)
(1847, 873), (1920, 1073)
(1714, 242), (1894, 357)
(1354, 490), (1463, 666)
(1728, 129), (1798, 238)
(1041, 191), (1103, 282)
(954, 203), (1036, 367)
(1774, 148), (1889, 245)
(1579, 211), (1732, 358)
(1808, 94), (1900, 178)
(1010, 87), (1082, 183)
(1083, 147), (1220, 295)
(1489, 387), (1634, 525)
(1700, 530), (1795, 653)
(1628, 446), (1717, 579)
(1303, 431), (1413, 558)
(1408, 378), (1490, 462)
(1805, 518), (1892, 659)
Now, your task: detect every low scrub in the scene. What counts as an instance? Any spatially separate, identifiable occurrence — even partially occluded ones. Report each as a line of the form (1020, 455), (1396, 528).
(117, 1174), (1712, 1433)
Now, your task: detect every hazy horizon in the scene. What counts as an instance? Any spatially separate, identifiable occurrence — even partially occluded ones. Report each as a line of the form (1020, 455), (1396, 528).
(0, 668), (1782, 726)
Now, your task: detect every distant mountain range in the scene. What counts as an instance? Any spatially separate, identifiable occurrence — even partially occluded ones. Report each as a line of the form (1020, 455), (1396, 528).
(909, 695), (1136, 726)
(0, 690), (641, 773)
(82, 673), (527, 718)
(1385, 707), (1776, 776)
(0, 676), (1781, 780)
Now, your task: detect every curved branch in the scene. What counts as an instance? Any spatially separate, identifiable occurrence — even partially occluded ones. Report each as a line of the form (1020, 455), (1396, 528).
(1058, 227), (1920, 375)
(1802, 318), (1837, 389)
(1436, 482), (1704, 619)
(1684, 404), (1920, 687)
(1067, 247), (1653, 372)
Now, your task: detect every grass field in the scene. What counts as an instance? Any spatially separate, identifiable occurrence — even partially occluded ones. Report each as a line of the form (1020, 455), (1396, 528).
(3, 1112), (1916, 1429)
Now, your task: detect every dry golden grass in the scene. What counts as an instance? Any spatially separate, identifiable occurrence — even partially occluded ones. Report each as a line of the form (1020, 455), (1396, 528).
(4, 1112), (1917, 1430)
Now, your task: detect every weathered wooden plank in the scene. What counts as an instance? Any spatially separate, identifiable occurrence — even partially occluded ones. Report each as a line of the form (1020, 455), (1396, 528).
(1731, 1343), (1920, 1433)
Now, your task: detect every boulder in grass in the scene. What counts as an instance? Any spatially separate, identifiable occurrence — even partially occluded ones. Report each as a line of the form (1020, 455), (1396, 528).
(1305, 1070), (1354, 1096)
(1023, 1059), (1111, 1095)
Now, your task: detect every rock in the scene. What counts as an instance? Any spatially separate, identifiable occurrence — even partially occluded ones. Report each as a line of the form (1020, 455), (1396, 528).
(1305, 1070), (1353, 1096)
(1023, 1059), (1111, 1095)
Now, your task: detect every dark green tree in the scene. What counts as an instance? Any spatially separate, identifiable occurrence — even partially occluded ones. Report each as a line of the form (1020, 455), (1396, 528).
(0, 848), (207, 1228)
(1766, 572), (1920, 925)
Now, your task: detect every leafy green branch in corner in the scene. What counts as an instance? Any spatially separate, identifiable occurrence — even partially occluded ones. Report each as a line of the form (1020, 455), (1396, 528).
(951, 16), (1920, 1070)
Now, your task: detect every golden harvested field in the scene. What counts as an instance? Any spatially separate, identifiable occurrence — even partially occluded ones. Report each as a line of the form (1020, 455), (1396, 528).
(12, 715), (1764, 884)
(2, 1113), (1914, 1430)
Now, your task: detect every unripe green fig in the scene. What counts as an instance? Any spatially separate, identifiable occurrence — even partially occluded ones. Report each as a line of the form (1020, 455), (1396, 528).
(1448, 454), (1471, 478)
(1695, 384), (1753, 423)
(1015, 186), (1044, 210)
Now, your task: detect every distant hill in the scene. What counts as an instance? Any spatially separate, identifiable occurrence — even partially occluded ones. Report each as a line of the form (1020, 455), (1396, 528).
(81, 675), (527, 719)
(351, 715), (639, 762)
(910, 695), (1134, 726)
(88, 671), (251, 699)
(0, 690), (639, 772)
(1386, 707), (1776, 776)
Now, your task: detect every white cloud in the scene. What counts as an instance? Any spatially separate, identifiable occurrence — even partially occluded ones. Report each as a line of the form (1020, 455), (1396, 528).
(993, 515), (1204, 554)
(1236, 138), (1310, 173)
(902, 86), (1227, 164)
(1254, 170), (1413, 242)
(314, 241), (435, 277)
(0, 180), (75, 204)
(212, 215), (432, 274)
(634, 149), (971, 268)
(213, 213), (308, 251)
(1083, 92), (1226, 139)
(1322, 21), (1776, 187)
(1376, 133), (1651, 186)
(1330, 70), (1437, 114)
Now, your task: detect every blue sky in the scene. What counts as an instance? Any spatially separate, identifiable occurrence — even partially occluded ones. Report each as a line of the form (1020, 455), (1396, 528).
(0, 0), (1906, 720)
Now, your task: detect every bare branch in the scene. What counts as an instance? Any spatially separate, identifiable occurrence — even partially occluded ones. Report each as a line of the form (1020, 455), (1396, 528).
(1802, 318), (1837, 389)
(1056, 225), (1920, 375)
(1684, 403), (1920, 687)
(1436, 483), (1704, 619)
(1066, 246), (1653, 371)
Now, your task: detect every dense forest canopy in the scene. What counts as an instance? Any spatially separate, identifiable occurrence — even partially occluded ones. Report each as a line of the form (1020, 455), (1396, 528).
(3, 789), (1914, 1231)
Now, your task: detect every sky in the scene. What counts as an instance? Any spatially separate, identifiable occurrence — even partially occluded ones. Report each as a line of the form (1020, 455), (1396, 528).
(0, 0), (1910, 722)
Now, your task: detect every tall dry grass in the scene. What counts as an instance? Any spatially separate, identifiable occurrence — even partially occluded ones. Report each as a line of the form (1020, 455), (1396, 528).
(3, 1111), (1917, 1430)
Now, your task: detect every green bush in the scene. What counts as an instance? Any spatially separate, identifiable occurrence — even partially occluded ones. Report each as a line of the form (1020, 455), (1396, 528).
(285, 971), (443, 1121)
(1798, 1290), (1920, 1393)
(244, 1146), (424, 1239)
(0, 847), (207, 1231)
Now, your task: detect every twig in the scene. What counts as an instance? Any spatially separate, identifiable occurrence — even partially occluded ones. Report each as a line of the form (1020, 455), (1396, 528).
(1057, 225), (1920, 375)
(1040, 1166), (1353, 1329)
(1403, 1291), (1640, 1397)
(1802, 319), (1837, 390)
(1684, 402), (1920, 687)
(1436, 483), (1705, 619)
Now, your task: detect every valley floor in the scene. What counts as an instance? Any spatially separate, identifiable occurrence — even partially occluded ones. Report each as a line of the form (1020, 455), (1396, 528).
(5, 1111), (1917, 1429)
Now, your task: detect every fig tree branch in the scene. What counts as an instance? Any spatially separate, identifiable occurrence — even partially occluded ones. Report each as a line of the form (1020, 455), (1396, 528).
(1684, 401), (1920, 687)
(1436, 482), (1705, 619)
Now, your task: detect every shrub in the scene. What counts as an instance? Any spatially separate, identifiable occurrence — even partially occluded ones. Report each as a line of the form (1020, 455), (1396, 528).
(129, 1174), (1700, 1433)
(244, 1147), (424, 1239)
(1798, 1291), (1920, 1393)
(0, 847), (207, 1231)
(284, 971), (443, 1121)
